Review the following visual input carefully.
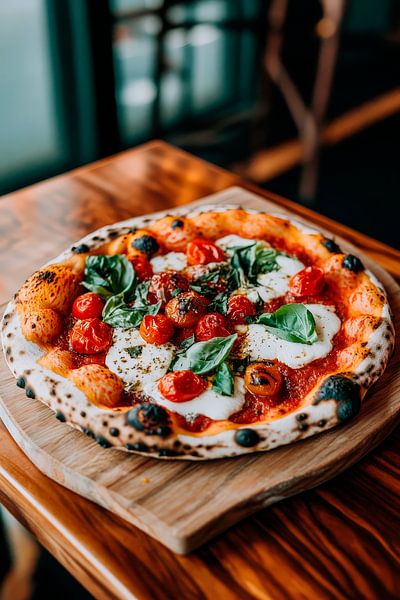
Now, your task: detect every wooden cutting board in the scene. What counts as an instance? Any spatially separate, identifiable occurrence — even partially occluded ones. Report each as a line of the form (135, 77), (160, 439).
(1, 187), (399, 554)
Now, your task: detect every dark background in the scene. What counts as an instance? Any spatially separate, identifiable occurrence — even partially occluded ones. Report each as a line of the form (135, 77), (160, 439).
(0, 1), (399, 598)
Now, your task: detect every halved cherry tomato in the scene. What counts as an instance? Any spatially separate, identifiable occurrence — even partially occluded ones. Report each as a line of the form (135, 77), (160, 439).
(69, 318), (112, 354)
(148, 272), (189, 306)
(158, 370), (208, 402)
(139, 314), (175, 345)
(227, 295), (256, 324)
(196, 313), (231, 341)
(289, 266), (325, 297)
(186, 238), (225, 265)
(72, 293), (104, 320)
(244, 361), (282, 397)
(165, 291), (209, 328)
(130, 256), (153, 281)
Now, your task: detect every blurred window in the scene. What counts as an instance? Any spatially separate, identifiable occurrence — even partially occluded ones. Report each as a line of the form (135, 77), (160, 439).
(0, 0), (67, 191)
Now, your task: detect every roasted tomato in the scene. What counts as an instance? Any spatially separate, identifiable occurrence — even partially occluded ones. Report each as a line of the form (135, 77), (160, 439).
(127, 229), (160, 259)
(69, 318), (112, 354)
(244, 361), (282, 397)
(186, 238), (225, 265)
(165, 291), (209, 328)
(72, 293), (105, 320)
(196, 313), (231, 341)
(227, 295), (256, 324)
(148, 272), (189, 306)
(139, 314), (175, 345)
(158, 370), (208, 402)
(149, 216), (197, 252)
(289, 266), (325, 297)
(130, 256), (153, 281)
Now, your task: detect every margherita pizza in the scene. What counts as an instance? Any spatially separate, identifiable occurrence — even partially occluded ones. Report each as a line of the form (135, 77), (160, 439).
(1, 205), (395, 459)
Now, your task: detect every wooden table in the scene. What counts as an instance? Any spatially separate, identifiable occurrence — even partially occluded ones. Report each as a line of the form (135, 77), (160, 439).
(0, 141), (399, 599)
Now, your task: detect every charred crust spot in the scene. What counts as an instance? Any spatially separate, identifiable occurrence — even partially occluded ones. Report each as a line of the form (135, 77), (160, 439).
(314, 374), (361, 423)
(234, 428), (260, 447)
(38, 270), (56, 283)
(102, 420), (108, 427)
(171, 219), (184, 229)
(322, 237), (341, 253)
(158, 448), (180, 457)
(126, 442), (148, 452)
(109, 427), (120, 437)
(108, 230), (119, 238)
(296, 413), (308, 421)
(6, 347), (11, 355)
(96, 435), (111, 448)
(16, 376), (26, 389)
(25, 387), (35, 399)
(72, 243), (90, 254)
(318, 419), (327, 427)
(342, 254), (364, 273)
(55, 411), (66, 423)
(298, 422), (309, 432)
(126, 403), (170, 434)
(132, 234), (159, 257)
(82, 427), (95, 438)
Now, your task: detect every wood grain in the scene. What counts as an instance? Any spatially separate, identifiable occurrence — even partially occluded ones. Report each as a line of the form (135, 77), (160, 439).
(0, 142), (399, 597)
(1, 187), (400, 556)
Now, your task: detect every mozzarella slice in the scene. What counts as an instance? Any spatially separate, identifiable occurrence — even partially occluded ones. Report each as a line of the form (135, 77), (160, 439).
(105, 328), (175, 390)
(144, 377), (246, 420)
(151, 252), (187, 273)
(244, 304), (341, 369)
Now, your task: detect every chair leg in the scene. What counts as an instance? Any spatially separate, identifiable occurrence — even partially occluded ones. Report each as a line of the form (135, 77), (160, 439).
(0, 508), (40, 600)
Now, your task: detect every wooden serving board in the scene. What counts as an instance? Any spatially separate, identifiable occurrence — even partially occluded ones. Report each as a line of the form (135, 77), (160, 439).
(1, 187), (399, 554)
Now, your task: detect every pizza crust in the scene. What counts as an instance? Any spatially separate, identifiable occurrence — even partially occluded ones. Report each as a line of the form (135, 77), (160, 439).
(1, 204), (395, 460)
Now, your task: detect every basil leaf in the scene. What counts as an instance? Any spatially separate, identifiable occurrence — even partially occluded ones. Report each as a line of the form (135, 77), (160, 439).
(126, 346), (143, 358)
(230, 243), (279, 285)
(83, 255), (135, 298)
(257, 304), (318, 344)
(102, 293), (161, 328)
(212, 361), (234, 396)
(172, 334), (237, 375)
(208, 290), (230, 315)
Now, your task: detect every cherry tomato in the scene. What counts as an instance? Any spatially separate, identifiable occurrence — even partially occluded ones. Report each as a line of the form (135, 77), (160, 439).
(72, 293), (104, 320)
(130, 256), (153, 281)
(148, 272), (189, 306)
(186, 238), (225, 265)
(165, 291), (209, 328)
(227, 295), (256, 324)
(244, 361), (282, 397)
(139, 314), (175, 345)
(158, 370), (208, 402)
(289, 266), (325, 297)
(196, 313), (231, 341)
(69, 318), (112, 354)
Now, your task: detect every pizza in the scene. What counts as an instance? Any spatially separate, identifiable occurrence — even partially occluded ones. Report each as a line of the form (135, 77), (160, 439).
(1, 205), (395, 459)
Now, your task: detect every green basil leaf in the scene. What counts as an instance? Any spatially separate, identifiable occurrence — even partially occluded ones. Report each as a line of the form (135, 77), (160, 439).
(83, 255), (135, 298)
(212, 361), (234, 396)
(229, 243), (279, 285)
(172, 334), (237, 375)
(102, 293), (161, 328)
(257, 303), (318, 344)
(125, 346), (143, 358)
(208, 290), (230, 315)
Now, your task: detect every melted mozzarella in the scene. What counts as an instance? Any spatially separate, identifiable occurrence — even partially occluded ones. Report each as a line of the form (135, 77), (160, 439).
(105, 329), (174, 390)
(244, 304), (341, 369)
(151, 252), (187, 273)
(144, 377), (246, 420)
